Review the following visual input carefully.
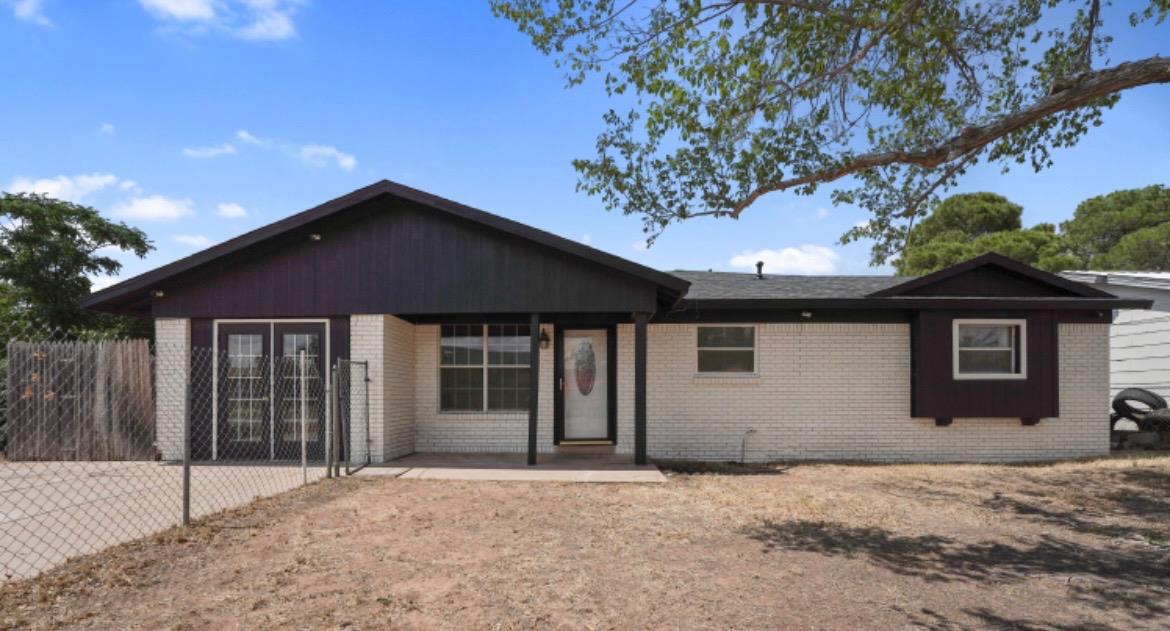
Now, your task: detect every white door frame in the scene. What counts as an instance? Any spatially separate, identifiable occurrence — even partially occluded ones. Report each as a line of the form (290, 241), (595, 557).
(211, 319), (331, 461)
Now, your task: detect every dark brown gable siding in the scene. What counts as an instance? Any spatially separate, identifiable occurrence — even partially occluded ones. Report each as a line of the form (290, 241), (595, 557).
(912, 310), (1059, 419)
(901, 266), (1078, 297)
(150, 197), (658, 318)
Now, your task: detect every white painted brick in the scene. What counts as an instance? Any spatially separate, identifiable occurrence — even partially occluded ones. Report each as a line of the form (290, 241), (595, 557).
(154, 318), (189, 461)
(413, 324), (555, 453)
(616, 322), (1110, 463)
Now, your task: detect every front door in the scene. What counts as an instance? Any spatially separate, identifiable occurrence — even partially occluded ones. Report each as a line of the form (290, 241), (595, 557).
(561, 329), (609, 441)
(273, 323), (326, 460)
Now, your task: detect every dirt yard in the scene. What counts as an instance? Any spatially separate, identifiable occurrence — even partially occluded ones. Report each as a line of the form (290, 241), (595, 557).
(3, 456), (1169, 630)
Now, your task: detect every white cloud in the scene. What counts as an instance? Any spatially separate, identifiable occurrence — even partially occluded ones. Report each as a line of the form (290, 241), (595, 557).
(138, 0), (302, 40)
(815, 207), (830, 220)
(182, 143), (237, 158)
(114, 195), (195, 221)
(730, 245), (841, 275)
(173, 234), (213, 247)
(299, 144), (356, 171)
(119, 179), (139, 192)
(236, 0), (296, 40)
(236, 129), (264, 145)
(6, 0), (52, 26)
(216, 202), (248, 218)
(138, 0), (216, 22)
(98, 122), (116, 135)
(7, 173), (120, 202)
(632, 240), (648, 252)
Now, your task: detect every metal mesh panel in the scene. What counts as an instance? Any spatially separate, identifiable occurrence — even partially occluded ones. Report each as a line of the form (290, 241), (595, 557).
(1, 325), (333, 583)
(336, 360), (370, 474)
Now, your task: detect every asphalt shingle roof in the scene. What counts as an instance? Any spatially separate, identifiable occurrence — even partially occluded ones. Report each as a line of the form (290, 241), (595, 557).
(670, 270), (913, 300)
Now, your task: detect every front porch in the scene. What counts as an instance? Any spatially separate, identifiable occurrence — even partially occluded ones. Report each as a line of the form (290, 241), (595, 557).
(355, 452), (666, 483)
(352, 313), (651, 467)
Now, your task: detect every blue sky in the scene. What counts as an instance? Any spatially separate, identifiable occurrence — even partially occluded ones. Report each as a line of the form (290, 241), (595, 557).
(2, 1), (1168, 289)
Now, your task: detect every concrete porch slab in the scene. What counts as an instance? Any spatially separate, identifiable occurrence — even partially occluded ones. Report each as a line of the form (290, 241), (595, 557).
(354, 453), (666, 483)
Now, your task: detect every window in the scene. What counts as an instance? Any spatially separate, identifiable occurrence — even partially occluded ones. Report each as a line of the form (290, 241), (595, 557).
(226, 334), (265, 443)
(953, 319), (1026, 379)
(440, 324), (531, 411)
(697, 326), (755, 373)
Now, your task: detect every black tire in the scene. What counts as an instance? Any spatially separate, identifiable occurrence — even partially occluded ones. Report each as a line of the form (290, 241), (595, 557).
(1112, 388), (1168, 422)
(1142, 408), (1170, 431)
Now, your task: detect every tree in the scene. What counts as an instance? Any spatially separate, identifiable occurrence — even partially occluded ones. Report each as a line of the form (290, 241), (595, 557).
(1092, 221), (1170, 270)
(493, 0), (1170, 263)
(907, 192), (1022, 246)
(1060, 184), (1170, 267)
(895, 192), (1081, 275)
(0, 193), (151, 333)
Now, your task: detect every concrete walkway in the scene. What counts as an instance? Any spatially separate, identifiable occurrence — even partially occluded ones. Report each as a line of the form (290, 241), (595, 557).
(354, 453), (666, 483)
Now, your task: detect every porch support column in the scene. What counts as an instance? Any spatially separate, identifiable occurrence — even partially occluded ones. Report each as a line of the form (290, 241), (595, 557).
(634, 312), (648, 465)
(527, 313), (540, 466)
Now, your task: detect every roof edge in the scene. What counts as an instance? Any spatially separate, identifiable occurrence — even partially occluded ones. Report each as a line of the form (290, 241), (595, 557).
(868, 253), (1118, 299)
(82, 180), (689, 310)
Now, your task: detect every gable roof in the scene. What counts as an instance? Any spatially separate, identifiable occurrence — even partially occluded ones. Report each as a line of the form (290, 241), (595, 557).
(668, 253), (1148, 310)
(672, 271), (908, 300)
(867, 253), (1117, 298)
(82, 180), (690, 313)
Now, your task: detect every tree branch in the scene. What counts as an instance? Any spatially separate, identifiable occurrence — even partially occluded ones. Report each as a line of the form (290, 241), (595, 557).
(730, 56), (1170, 217)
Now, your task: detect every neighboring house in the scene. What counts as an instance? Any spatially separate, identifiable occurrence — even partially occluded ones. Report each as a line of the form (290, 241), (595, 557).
(82, 181), (1147, 464)
(1061, 271), (1170, 401)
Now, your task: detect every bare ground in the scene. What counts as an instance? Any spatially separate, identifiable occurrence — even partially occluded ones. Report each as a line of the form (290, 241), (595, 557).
(3, 455), (1170, 630)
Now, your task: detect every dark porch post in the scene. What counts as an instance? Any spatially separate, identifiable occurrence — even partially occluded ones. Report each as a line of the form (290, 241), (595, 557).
(634, 312), (648, 465)
(527, 313), (540, 466)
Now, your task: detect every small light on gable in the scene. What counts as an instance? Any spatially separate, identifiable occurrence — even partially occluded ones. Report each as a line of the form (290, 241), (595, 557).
(309, 233), (322, 242)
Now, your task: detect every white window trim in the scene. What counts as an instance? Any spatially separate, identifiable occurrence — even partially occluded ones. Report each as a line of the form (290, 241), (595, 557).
(438, 324), (531, 413)
(696, 324), (758, 375)
(952, 318), (1027, 381)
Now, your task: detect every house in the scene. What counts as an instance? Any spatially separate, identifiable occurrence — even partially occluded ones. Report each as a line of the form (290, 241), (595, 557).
(1061, 271), (1170, 401)
(82, 181), (1149, 464)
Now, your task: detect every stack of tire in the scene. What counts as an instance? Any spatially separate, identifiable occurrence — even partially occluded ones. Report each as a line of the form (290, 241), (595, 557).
(1111, 388), (1170, 449)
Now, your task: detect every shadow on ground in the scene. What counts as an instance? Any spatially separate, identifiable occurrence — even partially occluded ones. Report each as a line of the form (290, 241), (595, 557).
(656, 460), (790, 476)
(742, 519), (1170, 621)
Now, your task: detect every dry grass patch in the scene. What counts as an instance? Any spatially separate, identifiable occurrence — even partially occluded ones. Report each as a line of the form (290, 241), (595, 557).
(3, 455), (1170, 630)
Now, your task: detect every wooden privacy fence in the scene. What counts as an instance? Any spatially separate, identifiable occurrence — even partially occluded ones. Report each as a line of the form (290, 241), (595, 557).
(5, 339), (154, 461)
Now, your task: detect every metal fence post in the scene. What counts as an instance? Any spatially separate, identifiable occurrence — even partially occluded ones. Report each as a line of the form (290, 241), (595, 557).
(325, 363), (333, 479)
(299, 350), (307, 485)
(332, 363), (341, 477)
(182, 354), (192, 527)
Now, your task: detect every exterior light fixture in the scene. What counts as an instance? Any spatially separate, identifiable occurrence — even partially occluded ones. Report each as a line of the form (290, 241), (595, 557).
(150, 290), (165, 299)
(539, 327), (551, 349)
(309, 233), (322, 241)
(801, 311), (813, 319)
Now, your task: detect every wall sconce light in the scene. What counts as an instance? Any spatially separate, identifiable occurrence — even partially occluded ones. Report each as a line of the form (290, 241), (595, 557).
(150, 290), (165, 299)
(309, 233), (322, 241)
(801, 311), (813, 319)
(539, 327), (551, 349)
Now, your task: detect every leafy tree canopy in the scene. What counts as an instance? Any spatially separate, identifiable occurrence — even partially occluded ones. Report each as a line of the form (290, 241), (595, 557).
(896, 187), (1170, 274)
(0, 193), (151, 334)
(1060, 184), (1170, 267)
(1092, 221), (1170, 270)
(493, 0), (1170, 264)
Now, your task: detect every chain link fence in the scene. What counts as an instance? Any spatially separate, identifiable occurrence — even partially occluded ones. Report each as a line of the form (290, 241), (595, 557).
(1, 323), (365, 582)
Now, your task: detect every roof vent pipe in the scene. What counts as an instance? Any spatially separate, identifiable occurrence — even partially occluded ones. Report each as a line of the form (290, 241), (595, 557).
(755, 261), (764, 279)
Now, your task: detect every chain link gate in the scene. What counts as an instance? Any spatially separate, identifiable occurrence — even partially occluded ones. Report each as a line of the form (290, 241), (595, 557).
(333, 360), (370, 475)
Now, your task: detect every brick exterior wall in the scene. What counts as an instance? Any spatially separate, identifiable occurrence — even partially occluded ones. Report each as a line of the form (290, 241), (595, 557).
(620, 322), (1109, 463)
(166, 317), (1108, 464)
(154, 318), (189, 461)
(383, 315), (416, 459)
(413, 324), (556, 453)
